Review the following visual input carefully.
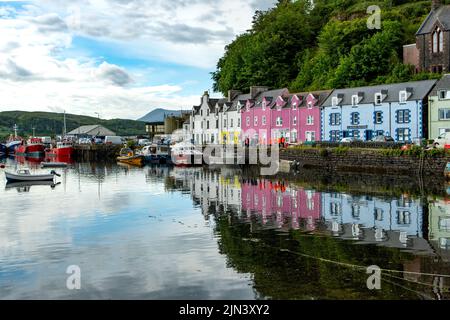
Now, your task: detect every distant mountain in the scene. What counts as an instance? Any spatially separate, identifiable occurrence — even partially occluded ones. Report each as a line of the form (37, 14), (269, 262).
(0, 111), (146, 140)
(138, 108), (189, 123)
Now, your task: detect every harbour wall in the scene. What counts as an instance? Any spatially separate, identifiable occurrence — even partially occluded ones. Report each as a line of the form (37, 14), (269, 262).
(279, 148), (450, 177)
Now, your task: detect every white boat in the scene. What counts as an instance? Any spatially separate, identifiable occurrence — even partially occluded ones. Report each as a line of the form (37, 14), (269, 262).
(5, 169), (60, 183)
(41, 162), (68, 168)
(170, 142), (203, 167)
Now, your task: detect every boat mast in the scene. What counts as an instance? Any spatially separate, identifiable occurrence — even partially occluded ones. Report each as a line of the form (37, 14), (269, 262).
(63, 110), (67, 138)
(13, 124), (18, 138)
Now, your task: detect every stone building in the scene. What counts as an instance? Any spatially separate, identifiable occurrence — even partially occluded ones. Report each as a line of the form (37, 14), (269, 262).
(404, 0), (450, 73)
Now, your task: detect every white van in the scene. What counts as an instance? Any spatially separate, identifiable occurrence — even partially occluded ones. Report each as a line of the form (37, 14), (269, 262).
(434, 132), (450, 149)
(105, 136), (124, 145)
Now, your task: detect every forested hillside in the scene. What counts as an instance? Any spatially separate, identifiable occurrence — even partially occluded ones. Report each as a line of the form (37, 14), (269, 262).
(0, 111), (146, 140)
(212, 0), (446, 95)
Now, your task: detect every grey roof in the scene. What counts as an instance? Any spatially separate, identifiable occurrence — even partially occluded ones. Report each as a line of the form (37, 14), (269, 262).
(417, 5), (450, 35)
(322, 80), (437, 107)
(67, 125), (115, 136)
(430, 74), (450, 95)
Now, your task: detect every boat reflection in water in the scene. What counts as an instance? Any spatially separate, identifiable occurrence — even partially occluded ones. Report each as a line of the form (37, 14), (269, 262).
(5, 181), (61, 193)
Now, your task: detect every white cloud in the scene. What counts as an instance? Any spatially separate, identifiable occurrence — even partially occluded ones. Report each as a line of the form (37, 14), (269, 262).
(0, 0), (275, 119)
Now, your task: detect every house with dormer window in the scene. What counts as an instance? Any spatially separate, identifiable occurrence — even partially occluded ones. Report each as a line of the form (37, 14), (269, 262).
(428, 74), (450, 139)
(321, 80), (437, 142)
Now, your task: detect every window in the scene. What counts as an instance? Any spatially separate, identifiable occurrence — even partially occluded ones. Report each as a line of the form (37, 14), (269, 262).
(238, 118), (241, 128)
(306, 131), (316, 142)
(254, 116), (258, 126)
(216, 120), (219, 129)
(439, 109), (450, 120)
(375, 93), (383, 105)
(291, 131), (297, 143)
(330, 113), (341, 126)
(330, 130), (341, 141)
(396, 110), (411, 124)
(374, 111), (383, 124)
(230, 119), (233, 128)
(397, 211), (411, 225)
(374, 208), (383, 221)
(433, 28), (444, 53)
(224, 119), (227, 128)
(292, 101), (298, 110)
(439, 218), (450, 232)
(439, 90), (448, 100)
(330, 202), (342, 216)
(399, 91), (407, 104)
(207, 121), (210, 129)
(351, 112), (360, 125)
(332, 97), (339, 107)
(293, 116), (297, 126)
(262, 116), (266, 125)
(351, 95), (359, 106)
(307, 115), (314, 125)
(246, 117), (250, 126)
(262, 101), (266, 110)
(397, 128), (411, 142)
(276, 117), (283, 126)
(207, 109), (210, 116)
(352, 130), (360, 139)
(351, 204), (360, 218)
(308, 102), (313, 109)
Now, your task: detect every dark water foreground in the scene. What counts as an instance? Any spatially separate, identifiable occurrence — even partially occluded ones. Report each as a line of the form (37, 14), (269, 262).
(1, 156), (450, 300)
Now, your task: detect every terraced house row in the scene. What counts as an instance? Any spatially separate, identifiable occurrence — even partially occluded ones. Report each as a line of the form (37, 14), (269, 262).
(188, 74), (450, 145)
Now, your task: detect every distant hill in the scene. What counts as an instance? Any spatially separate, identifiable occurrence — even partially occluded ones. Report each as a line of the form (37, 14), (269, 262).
(0, 111), (146, 140)
(138, 108), (189, 123)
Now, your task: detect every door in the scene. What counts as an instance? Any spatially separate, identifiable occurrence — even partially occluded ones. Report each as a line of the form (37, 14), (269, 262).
(365, 130), (374, 141)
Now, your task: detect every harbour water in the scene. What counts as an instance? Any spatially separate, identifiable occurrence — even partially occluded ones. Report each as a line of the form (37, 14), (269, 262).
(1, 156), (450, 300)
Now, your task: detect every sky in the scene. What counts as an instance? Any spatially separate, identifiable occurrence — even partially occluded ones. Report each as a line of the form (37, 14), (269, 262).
(0, 0), (275, 120)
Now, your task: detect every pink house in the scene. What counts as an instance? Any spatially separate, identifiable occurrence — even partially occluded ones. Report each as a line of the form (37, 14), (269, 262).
(241, 89), (289, 146)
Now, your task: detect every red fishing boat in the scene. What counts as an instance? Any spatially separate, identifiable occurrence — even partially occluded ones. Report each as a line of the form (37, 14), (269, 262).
(46, 141), (75, 158)
(15, 138), (45, 158)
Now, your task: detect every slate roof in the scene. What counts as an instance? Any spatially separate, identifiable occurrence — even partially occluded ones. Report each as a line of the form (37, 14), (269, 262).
(417, 5), (450, 35)
(322, 80), (437, 107)
(430, 74), (450, 95)
(67, 125), (115, 136)
(139, 108), (189, 123)
(287, 90), (333, 108)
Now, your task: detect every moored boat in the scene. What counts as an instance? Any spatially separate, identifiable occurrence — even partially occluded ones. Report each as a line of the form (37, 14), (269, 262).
(5, 125), (22, 154)
(117, 148), (144, 167)
(41, 162), (68, 168)
(0, 143), (6, 156)
(5, 169), (61, 183)
(16, 138), (45, 158)
(46, 141), (75, 158)
(170, 142), (203, 167)
(140, 143), (172, 165)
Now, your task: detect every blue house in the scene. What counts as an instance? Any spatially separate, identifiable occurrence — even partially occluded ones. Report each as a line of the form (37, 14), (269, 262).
(321, 80), (437, 142)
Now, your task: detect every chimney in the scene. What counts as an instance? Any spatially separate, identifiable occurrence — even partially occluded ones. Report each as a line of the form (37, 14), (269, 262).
(250, 86), (269, 99)
(228, 90), (242, 103)
(432, 0), (442, 10)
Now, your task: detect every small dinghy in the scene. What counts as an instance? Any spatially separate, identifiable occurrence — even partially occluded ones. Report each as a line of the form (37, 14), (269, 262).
(5, 169), (61, 183)
(41, 162), (68, 168)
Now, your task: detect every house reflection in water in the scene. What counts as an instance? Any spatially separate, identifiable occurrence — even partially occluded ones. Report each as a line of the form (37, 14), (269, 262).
(429, 197), (450, 261)
(165, 168), (450, 258)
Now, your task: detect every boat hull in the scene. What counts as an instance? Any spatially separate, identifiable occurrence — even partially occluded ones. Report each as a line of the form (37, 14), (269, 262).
(16, 144), (45, 158)
(117, 155), (144, 167)
(46, 146), (75, 158)
(5, 172), (55, 183)
(6, 141), (21, 154)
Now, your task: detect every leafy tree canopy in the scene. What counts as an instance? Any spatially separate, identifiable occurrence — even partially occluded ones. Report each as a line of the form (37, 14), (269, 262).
(212, 0), (445, 95)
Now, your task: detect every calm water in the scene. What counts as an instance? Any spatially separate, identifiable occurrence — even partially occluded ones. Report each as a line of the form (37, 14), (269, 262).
(1, 156), (450, 300)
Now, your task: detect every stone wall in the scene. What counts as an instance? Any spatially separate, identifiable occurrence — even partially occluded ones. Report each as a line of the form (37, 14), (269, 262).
(280, 148), (450, 177)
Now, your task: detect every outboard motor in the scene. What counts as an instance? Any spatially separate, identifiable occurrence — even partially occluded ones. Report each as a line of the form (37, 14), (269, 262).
(50, 170), (61, 177)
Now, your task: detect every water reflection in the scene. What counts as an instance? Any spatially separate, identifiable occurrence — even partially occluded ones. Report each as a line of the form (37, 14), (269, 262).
(2, 157), (450, 299)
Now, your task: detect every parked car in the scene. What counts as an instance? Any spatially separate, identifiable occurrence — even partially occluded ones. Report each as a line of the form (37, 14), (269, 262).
(78, 138), (91, 144)
(371, 135), (395, 142)
(340, 137), (361, 143)
(434, 132), (450, 149)
(105, 136), (124, 145)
